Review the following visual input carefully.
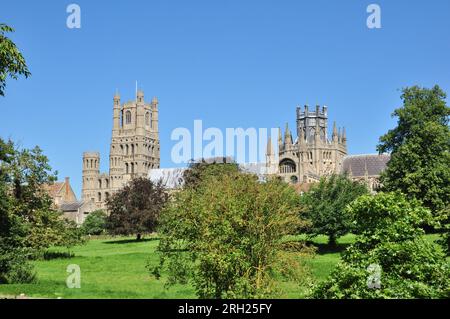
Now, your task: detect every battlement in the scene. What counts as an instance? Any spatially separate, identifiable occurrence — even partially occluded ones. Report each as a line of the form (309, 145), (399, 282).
(296, 105), (328, 119)
(83, 151), (100, 158)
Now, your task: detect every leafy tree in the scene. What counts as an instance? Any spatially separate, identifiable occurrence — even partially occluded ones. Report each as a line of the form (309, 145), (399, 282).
(183, 157), (239, 189)
(377, 85), (450, 219)
(0, 24), (31, 96)
(106, 177), (168, 240)
(1, 138), (84, 282)
(300, 174), (368, 247)
(312, 192), (449, 299)
(152, 169), (311, 299)
(81, 210), (107, 235)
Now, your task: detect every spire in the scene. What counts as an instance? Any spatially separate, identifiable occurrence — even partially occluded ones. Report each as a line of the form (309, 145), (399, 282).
(266, 137), (274, 156)
(284, 122), (292, 146)
(332, 121), (338, 142)
(278, 127), (282, 152)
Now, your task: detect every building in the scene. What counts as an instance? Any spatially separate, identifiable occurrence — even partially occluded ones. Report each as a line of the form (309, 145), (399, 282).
(43, 177), (96, 224)
(42, 177), (77, 206)
(267, 105), (389, 192)
(82, 89), (160, 210)
(342, 154), (390, 192)
(267, 105), (348, 184)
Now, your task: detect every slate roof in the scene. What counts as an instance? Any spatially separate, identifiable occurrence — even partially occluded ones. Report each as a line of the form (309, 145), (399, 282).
(60, 201), (83, 212)
(342, 154), (390, 177)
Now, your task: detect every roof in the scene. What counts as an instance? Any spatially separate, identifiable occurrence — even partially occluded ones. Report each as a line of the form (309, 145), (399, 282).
(60, 201), (83, 212)
(342, 154), (390, 177)
(42, 182), (64, 197)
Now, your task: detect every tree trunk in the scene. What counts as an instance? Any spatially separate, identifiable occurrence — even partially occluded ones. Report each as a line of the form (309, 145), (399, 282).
(328, 235), (337, 248)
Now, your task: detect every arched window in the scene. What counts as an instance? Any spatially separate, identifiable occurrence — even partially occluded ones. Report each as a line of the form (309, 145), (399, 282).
(145, 112), (150, 126)
(125, 163), (129, 174)
(98, 179), (102, 189)
(125, 110), (131, 124)
(279, 159), (297, 174)
(131, 163), (134, 174)
(98, 192), (102, 202)
(131, 144), (134, 155)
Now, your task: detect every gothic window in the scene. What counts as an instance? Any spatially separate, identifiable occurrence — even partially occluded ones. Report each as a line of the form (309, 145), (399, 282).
(98, 179), (102, 189)
(131, 163), (134, 174)
(131, 144), (135, 155)
(126, 144), (129, 155)
(98, 192), (102, 202)
(125, 163), (129, 174)
(125, 110), (131, 124)
(279, 159), (296, 174)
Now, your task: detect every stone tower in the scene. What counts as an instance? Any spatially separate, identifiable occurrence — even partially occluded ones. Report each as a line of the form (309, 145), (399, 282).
(271, 104), (347, 184)
(82, 89), (160, 209)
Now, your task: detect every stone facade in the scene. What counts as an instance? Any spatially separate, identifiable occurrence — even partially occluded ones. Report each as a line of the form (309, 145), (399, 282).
(82, 90), (160, 209)
(267, 105), (348, 184)
(267, 104), (389, 192)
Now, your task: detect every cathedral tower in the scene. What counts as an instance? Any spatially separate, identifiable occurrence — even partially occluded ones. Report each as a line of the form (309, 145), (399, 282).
(82, 89), (160, 209)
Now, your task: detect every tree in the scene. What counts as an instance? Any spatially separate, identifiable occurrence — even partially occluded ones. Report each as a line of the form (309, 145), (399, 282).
(106, 177), (168, 240)
(183, 157), (239, 189)
(300, 174), (368, 247)
(377, 85), (450, 219)
(312, 192), (449, 299)
(152, 168), (311, 299)
(0, 24), (31, 96)
(81, 210), (107, 235)
(0, 138), (84, 282)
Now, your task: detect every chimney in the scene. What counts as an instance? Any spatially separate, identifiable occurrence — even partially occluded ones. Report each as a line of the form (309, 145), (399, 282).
(65, 177), (70, 196)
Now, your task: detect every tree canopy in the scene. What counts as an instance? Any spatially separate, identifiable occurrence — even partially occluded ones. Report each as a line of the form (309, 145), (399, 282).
(377, 85), (450, 219)
(106, 177), (168, 240)
(0, 24), (31, 96)
(153, 167), (311, 298)
(300, 174), (368, 246)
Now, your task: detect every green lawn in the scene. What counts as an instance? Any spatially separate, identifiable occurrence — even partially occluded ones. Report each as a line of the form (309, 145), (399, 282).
(0, 234), (444, 299)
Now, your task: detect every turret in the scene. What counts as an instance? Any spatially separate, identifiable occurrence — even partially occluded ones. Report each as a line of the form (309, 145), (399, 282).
(113, 91), (121, 132)
(151, 96), (159, 135)
(82, 152), (100, 201)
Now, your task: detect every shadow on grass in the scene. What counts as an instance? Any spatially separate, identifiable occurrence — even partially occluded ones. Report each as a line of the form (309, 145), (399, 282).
(42, 250), (75, 260)
(309, 242), (351, 255)
(104, 237), (160, 244)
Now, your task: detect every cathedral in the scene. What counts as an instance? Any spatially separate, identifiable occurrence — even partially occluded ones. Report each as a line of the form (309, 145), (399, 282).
(266, 105), (348, 184)
(266, 104), (390, 192)
(81, 90), (160, 210)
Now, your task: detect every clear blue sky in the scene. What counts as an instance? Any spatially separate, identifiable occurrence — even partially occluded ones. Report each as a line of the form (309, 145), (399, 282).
(1, 0), (449, 198)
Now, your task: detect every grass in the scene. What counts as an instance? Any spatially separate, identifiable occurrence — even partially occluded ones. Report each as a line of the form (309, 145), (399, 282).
(0, 234), (445, 299)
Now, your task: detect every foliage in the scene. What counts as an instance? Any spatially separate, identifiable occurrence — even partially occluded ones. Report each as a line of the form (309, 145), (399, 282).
(182, 157), (239, 189)
(300, 174), (368, 246)
(106, 178), (168, 240)
(0, 137), (84, 282)
(0, 24), (31, 96)
(377, 85), (450, 220)
(152, 168), (312, 299)
(81, 210), (108, 235)
(312, 192), (450, 299)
